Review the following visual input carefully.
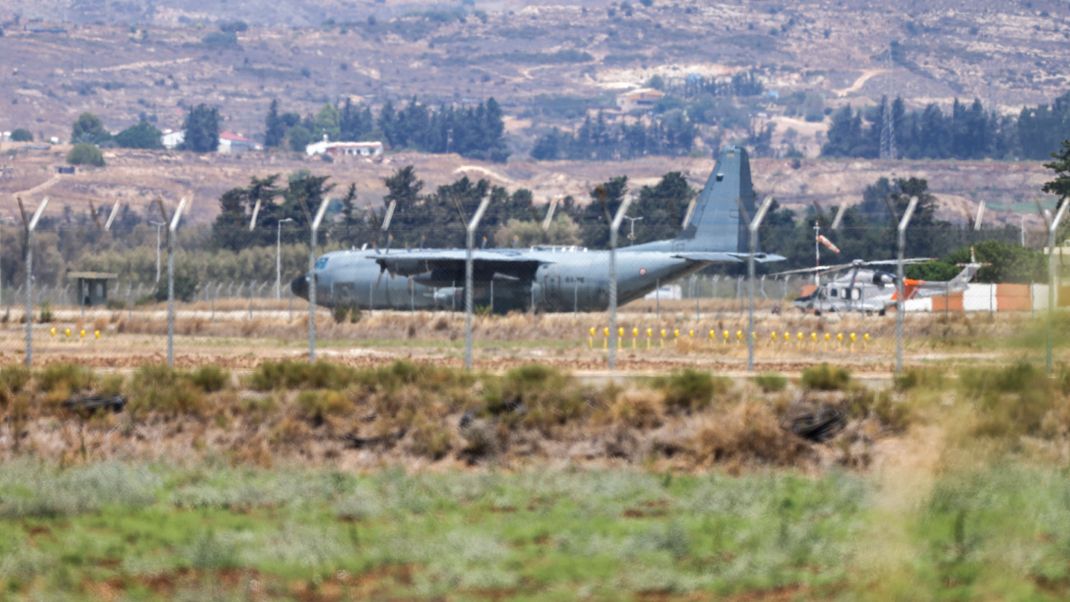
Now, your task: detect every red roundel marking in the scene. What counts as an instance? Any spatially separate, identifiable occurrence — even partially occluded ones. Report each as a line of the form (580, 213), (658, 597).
(639, 267), (647, 276)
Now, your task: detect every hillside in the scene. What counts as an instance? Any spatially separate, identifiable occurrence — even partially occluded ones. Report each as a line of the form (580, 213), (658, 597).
(0, 0), (1067, 145)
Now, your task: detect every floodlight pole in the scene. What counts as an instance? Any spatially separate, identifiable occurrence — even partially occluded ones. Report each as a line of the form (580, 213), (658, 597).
(748, 196), (774, 372)
(608, 194), (635, 370)
(276, 218), (293, 299)
(18, 197), (48, 367)
(895, 196), (919, 374)
(465, 197), (492, 370)
(158, 198), (188, 369)
(1044, 199), (1068, 374)
(308, 197), (331, 362)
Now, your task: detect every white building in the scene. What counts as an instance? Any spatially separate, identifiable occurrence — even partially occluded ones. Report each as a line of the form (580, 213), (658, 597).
(218, 131), (256, 154)
(617, 88), (665, 113)
(305, 138), (384, 158)
(161, 129), (184, 150)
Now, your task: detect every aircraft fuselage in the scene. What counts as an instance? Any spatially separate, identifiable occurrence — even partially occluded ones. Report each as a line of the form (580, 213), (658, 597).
(293, 248), (705, 313)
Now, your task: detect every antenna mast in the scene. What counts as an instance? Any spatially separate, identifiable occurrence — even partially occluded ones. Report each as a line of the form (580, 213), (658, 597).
(879, 43), (897, 161)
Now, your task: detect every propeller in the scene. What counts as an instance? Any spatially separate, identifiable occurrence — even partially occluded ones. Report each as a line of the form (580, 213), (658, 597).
(771, 257), (933, 277)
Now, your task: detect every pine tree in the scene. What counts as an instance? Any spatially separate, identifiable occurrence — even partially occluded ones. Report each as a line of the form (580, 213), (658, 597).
(264, 99), (285, 148)
(339, 183), (359, 246)
(1042, 139), (1070, 200)
(183, 104), (220, 153)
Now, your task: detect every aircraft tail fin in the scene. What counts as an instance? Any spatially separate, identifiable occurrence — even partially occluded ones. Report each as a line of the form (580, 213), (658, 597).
(949, 263), (981, 291)
(675, 146), (756, 252)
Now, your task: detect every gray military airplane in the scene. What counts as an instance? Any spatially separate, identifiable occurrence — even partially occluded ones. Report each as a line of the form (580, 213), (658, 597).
(291, 146), (783, 313)
(777, 257), (982, 315)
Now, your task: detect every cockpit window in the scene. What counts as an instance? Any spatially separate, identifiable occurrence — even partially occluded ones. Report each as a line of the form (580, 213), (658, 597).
(315, 257), (329, 270)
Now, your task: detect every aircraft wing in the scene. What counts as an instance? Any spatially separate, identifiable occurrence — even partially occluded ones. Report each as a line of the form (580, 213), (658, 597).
(374, 249), (551, 282)
(672, 252), (785, 263)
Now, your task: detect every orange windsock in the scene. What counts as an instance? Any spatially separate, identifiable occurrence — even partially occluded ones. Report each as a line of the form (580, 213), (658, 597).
(816, 234), (840, 254)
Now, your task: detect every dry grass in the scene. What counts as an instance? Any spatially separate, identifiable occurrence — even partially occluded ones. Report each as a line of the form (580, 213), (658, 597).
(692, 401), (814, 469)
(0, 360), (858, 472)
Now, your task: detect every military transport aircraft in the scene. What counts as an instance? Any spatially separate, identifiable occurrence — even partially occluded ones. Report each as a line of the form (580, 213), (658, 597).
(291, 146), (783, 313)
(776, 257), (982, 315)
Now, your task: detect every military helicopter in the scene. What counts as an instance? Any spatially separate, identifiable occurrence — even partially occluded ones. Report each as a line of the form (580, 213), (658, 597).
(774, 256), (982, 315)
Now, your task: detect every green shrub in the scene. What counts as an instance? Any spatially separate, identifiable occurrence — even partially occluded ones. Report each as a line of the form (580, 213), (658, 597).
(126, 364), (205, 416)
(249, 360), (356, 391)
(38, 303), (53, 323)
(189, 365), (229, 393)
(894, 366), (946, 391)
(485, 365), (589, 431)
(845, 388), (912, 432)
(801, 364), (851, 391)
(656, 369), (727, 413)
(960, 361), (1054, 439)
(410, 417), (453, 460)
(0, 366), (31, 396)
(10, 128), (32, 142)
(295, 389), (353, 424)
(66, 143), (105, 167)
(753, 373), (788, 393)
(36, 363), (96, 395)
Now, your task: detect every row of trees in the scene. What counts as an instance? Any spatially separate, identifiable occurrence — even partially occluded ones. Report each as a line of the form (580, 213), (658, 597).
(264, 97), (510, 162)
(69, 104), (220, 153)
(647, 71), (765, 99)
(823, 92), (1070, 161)
(531, 111), (697, 160)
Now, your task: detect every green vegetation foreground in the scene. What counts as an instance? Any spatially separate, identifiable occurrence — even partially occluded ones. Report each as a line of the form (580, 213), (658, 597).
(1, 360), (1070, 599)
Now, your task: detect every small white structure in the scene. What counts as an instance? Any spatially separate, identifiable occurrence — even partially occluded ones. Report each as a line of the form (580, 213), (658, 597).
(218, 131), (255, 154)
(161, 129), (185, 150)
(644, 284), (682, 300)
(305, 138), (384, 158)
(617, 88), (665, 113)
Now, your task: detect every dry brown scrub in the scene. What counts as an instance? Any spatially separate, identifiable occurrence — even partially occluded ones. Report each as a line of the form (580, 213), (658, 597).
(0, 361), (902, 473)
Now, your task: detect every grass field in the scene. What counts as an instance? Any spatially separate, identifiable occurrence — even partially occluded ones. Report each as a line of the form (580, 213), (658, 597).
(2, 459), (1070, 600)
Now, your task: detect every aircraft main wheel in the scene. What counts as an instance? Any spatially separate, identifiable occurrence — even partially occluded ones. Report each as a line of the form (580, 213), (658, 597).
(878, 308), (886, 316)
(814, 309), (822, 316)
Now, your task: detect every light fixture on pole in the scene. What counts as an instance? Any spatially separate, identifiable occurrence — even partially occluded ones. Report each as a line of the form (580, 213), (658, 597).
(307, 197), (331, 362)
(747, 196), (774, 372)
(607, 193), (636, 370)
(154, 197), (188, 369)
(464, 196), (492, 370)
(623, 215), (643, 243)
(276, 218), (294, 299)
(895, 196), (919, 374)
(16, 196), (49, 367)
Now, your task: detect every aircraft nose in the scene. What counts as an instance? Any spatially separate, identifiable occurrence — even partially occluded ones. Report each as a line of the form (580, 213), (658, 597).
(290, 275), (308, 300)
